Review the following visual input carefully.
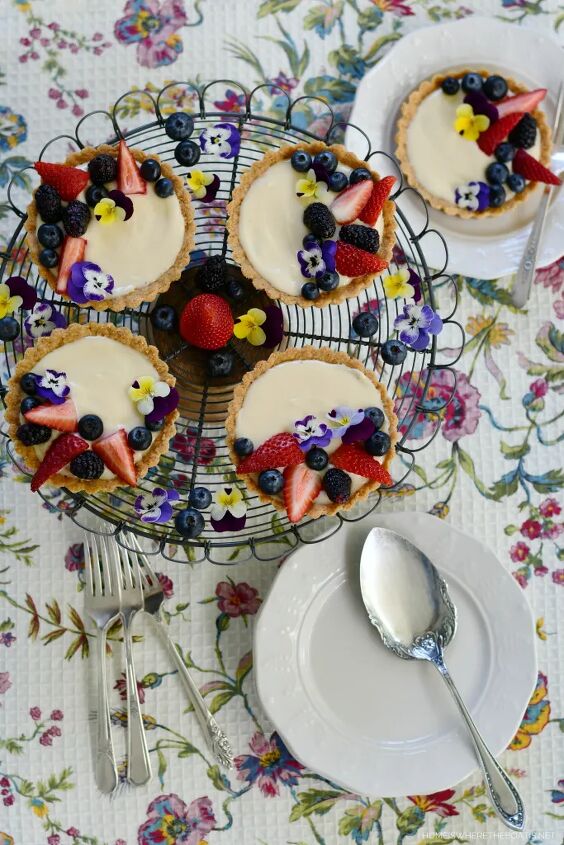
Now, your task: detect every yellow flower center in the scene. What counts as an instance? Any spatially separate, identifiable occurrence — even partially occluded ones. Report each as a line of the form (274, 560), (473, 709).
(186, 169), (214, 199)
(259, 748), (281, 768)
(218, 488), (243, 509)
(233, 308), (267, 346)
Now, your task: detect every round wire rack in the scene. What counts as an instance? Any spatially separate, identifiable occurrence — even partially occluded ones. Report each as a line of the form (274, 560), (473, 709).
(0, 81), (464, 564)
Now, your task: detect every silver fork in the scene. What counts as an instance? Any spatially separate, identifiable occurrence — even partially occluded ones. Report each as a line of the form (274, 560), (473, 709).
(125, 532), (233, 768)
(83, 533), (119, 794)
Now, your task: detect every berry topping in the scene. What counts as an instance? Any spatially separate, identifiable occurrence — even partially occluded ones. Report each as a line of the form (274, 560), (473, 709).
(477, 112), (524, 156)
(225, 279), (247, 301)
(331, 443), (392, 484)
(461, 73), (483, 94)
(494, 142), (516, 163)
(340, 223), (380, 253)
(31, 432), (89, 491)
(381, 338), (407, 365)
(189, 486), (212, 510)
(151, 304), (176, 332)
(208, 348), (234, 378)
(117, 141), (146, 195)
(330, 179), (373, 225)
(364, 430), (391, 457)
(496, 88), (546, 119)
(179, 294), (234, 350)
(441, 76), (460, 96)
(358, 175), (395, 226)
(234, 437), (254, 457)
(197, 255), (227, 292)
(37, 223), (64, 249)
(485, 162), (509, 185)
(365, 407), (385, 429)
(145, 417), (164, 432)
(175, 507), (204, 538)
(322, 467), (351, 503)
(17, 422), (51, 446)
(56, 237), (86, 293)
(155, 177), (174, 198)
(317, 271), (339, 293)
(313, 150), (337, 174)
(174, 139), (201, 167)
(92, 429), (137, 486)
(483, 75), (508, 101)
(88, 154), (118, 185)
(165, 112), (194, 141)
(283, 463), (321, 523)
(139, 159), (162, 182)
(34, 162), (89, 201)
(127, 426), (152, 451)
(77, 414), (103, 440)
(62, 200), (90, 238)
(39, 248), (58, 268)
(305, 447), (329, 471)
(352, 311), (379, 337)
(303, 202), (336, 239)
(35, 184), (62, 223)
(21, 398), (43, 415)
(327, 171), (348, 192)
(85, 184), (108, 208)
(237, 433), (304, 474)
(70, 451), (105, 480)
(21, 373), (38, 395)
(24, 397), (77, 433)
(349, 167), (372, 184)
(291, 150), (312, 172)
(489, 184), (507, 208)
(301, 282), (320, 301)
(259, 469), (284, 495)
(335, 242), (388, 277)
(513, 148), (561, 186)
(0, 318), (19, 342)
(508, 113), (537, 149)
(507, 172), (526, 193)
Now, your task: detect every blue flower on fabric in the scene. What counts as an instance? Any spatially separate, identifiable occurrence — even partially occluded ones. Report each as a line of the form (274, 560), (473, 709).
(454, 181), (490, 212)
(199, 123), (241, 159)
(0, 106), (27, 156)
(24, 302), (67, 339)
(297, 240), (336, 279)
(327, 406), (365, 438)
(394, 303), (443, 351)
(293, 415), (332, 451)
(67, 262), (114, 304)
(36, 369), (69, 405)
(134, 487), (180, 524)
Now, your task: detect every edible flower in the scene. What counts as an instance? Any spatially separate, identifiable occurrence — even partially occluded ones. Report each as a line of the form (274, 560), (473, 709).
(383, 267), (415, 300)
(260, 305), (284, 348)
(297, 240), (336, 279)
(67, 261), (114, 304)
(327, 406), (365, 438)
(454, 181), (490, 212)
(135, 486), (180, 524)
(186, 170), (220, 203)
(454, 104), (490, 141)
(94, 190), (133, 224)
(36, 369), (69, 405)
(24, 302), (67, 338)
(341, 413), (376, 444)
(0, 283), (22, 320)
(210, 486), (247, 532)
(5, 275), (37, 310)
(129, 376), (172, 416)
(199, 123), (241, 159)
(295, 168), (330, 204)
(145, 386), (179, 424)
(234, 308), (267, 346)
(463, 91), (498, 125)
(293, 415), (332, 451)
(394, 303), (443, 351)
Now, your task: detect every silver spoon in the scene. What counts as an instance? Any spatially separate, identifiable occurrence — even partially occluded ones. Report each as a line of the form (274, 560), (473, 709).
(359, 527), (525, 831)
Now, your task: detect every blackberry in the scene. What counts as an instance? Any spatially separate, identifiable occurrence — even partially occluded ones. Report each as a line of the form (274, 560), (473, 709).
(69, 451), (105, 480)
(323, 468), (351, 503)
(35, 184), (62, 223)
(303, 202), (336, 240)
(88, 154), (118, 185)
(62, 200), (90, 237)
(17, 422), (51, 446)
(508, 114), (537, 149)
(197, 255), (227, 292)
(339, 224), (380, 253)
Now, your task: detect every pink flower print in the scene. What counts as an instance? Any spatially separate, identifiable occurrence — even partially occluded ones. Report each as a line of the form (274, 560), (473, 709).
(510, 542), (529, 562)
(271, 71), (298, 93)
(50, 709), (64, 721)
(70, 44), (80, 54)
(535, 258), (564, 293)
(30, 706), (41, 720)
(138, 794), (215, 845)
(93, 32), (104, 41)
(74, 89), (89, 99)
(513, 570), (528, 589)
(539, 498), (561, 518)
(234, 731), (303, 796)
(377, 0), (415, 15)
(48, 22), (61, 31)
(114, 672), (145, 704)
(542, 522), (563, 540)
(216, 581), (261, 618)
(18, 55), (28, 63)
(395, 369), (481, 443)
(20, 37), (31, 46)
(530, 378), (548, 398)
(72, 105), (84, 117)
(29, 26), (41, 38)
(47, 836), (61, 845)
(39, 732), (53, 746)
(57, 99), (68, 109)
(65, 543), (85, 572)
(0, 778), (9, 788)
(521, 519), (542, 540)
(114, 0), (187, 69)
(552, 569), (564, 585)
(214, 88), (246, 113)
(48, 725), (62, 737)
(40, 37), (50, 46)
(534, 566), (549, 577)
(48, 88), (61, 100)
(156, 572), (174, 598)
(29, 51), (39, 60)
(554, 297), (564, 319)
(3, 793), (15, 806)
(0, 672), (10, 695)
(66, 829), (79, 838)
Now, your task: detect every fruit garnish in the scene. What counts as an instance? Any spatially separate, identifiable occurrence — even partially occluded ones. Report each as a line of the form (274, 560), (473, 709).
(56, 236), (86, 293)
(282, 463), (321, 523)
(358, 175), (395, 226)
(477, 113), (524, 155)
(496, 88), (546, 119)
(512, 148), (561, 186)
(303, 202), (336, 239)
(508, 114), (538, 150)
(24, 397), (77, 433)
(179, 294), (234, 350)
(117, 141), (147, 195)
(34, 162), (89, 202)
(31, 432), (89, 491)
(323, 467), (351, 503)
(339, 224), (380, 253)
(237, 433), (304, 474)
(331, 443), (392, 485)
(454, 104), (490, 142)
(335, 242), (388, 277)
(330, 179), (373, 225)
(92, 428), (137, 486)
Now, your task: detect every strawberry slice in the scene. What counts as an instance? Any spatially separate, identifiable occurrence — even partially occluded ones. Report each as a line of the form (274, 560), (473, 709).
(330, 179), (373, 224)
(358, 175), (395, 226)
(24, 398), (77, 433)
(496, 88), (547, 119)
(92, 428), (137, 486)
(237, 433), (305, 474)
(331, 443), (392, 485)
(34, 162), (89, 202)
(56, 236), (86, 293)
(477, 113), (524, 155)
(283, 463), (321, 523)
(513, 148), (561, 186)
(335, 242), (388, 277)
(31, 433), (89, 492)
(118, 141), (146, 195)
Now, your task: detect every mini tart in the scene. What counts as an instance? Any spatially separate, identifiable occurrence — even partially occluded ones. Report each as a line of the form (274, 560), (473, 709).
(225, 347), (398, 519)
(5, 323), (178, 493)
(395, 70), (552, 218)
(227, 141), (396, 308)
(25, 145), (195, 311)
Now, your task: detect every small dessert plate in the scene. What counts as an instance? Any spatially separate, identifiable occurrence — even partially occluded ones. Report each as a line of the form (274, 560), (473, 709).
(254, 512), (536, 796)
(346, 17), (564, 279)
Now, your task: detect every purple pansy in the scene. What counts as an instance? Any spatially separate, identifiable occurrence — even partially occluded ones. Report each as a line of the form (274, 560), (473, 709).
(67, 261), (114, 304)
(394, 303), (443, 351)
(234, 731), (303, 796)
(341, 414), (376, 444)
(297, 240), (336, 279)
(327, 406), (365, 438)
(6, 275), (37, 310)
(408, 268), (423, 302)
(24, 302), (67, 338)
(144, 386), (180, 424)
(454, 181), (490, 212)
(463, 91), (498, 124)
(261, 305), (284, 348)
(135, 487), (180, 524)
(199, 123), (241, 159)
(36, 369), (70, 405)
(97, 189), (134, 221)
(293, 415), (332, 451)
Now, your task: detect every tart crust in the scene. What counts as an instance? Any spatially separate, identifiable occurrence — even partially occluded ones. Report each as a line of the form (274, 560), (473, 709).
(25, 144), (195, 311)
(395, 70), (552, 219)
(227, 141), (396, 308)
(225, 346), (398, 519)
(5, 323), (179, 493)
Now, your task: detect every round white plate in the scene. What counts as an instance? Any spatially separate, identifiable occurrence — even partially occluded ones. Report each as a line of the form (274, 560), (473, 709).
(346, 17), (564, 279)
(254, 513), (536, 796)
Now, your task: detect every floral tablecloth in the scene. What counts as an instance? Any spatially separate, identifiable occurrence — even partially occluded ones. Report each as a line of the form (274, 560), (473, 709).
(0, 1), (563, 844)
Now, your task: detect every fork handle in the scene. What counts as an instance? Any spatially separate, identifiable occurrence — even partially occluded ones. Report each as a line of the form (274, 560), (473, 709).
(122, 612), (152, 785)
(96, 627), (118, 793)
(511, 186), (551, 309)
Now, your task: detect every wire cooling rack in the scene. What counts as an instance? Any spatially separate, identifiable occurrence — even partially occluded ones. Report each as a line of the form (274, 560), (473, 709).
(0, 81), (464, 564)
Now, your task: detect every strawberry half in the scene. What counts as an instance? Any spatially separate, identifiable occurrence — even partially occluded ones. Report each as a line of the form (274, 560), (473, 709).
(34, 162), (89, 202)
(512, 148), (561, 186)
(283, 463), (321, 523)
(179, 294), (234, 350)
(24, 398), (77, 433)
(358, 175), (395, 226)
(330, 179), (373, 225)
(237, 433), (305, 474)
(335, 242), (388, 277)
(331, 443), (392, 485)
(56, 236), (86, 293)
(477, 113), (524, 156)
(117, 141), (146, 195)
(31, 433), (89, 492)
(92, 429), (137, 486)
(496, 88), (547, 119)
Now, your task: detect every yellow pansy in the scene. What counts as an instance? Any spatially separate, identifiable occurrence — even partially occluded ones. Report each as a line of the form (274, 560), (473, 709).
(295, 168), (330, 204)
(383, 268), (415, 300)
(129, 375), (170, 415)
(186, 169), (214, 199)
(454, 104), (490, 141)
(0, 283), (22, 320)
(234, 308), (267, 346)
(94, 197), (126, 225)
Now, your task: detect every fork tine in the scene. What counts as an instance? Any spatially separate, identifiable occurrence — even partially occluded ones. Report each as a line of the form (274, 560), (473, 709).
(120, 545), (135, 589)
(125, 532), (156, 587)
(83, 534), (95, 596)
(92, 535), (105, 597)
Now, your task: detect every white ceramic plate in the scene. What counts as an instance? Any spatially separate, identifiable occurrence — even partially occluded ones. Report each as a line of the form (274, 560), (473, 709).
(345, 17), (564, 280)
(254, 513), (536, 796)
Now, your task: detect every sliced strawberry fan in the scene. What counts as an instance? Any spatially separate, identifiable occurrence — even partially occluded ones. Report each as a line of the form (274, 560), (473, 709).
(237, 433), (304, 474)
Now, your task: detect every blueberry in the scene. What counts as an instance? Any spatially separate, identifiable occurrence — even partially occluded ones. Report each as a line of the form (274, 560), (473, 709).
(364, 406), (385, 429)
(164, 112), (194, 141)
(381, 338), (407, 365)
(291, 150), (312, 172)
(175, 507), (204, 538)
(20, 396), (42, 415)
(313, 150), (337, 174)
(258, 469), (284, 494)
(327, 171), (348, 192)
(489, 184), (506, 208)
(189, 486), (212, 510)
(140, 158), (162, 182)
(151, 304), (176, 332)
(145, 417), (164, 432)
(349, 167), (371, 184)
(37, 223), (64, 249)
(301, 282), (320, 301)
(20, 373), (38, 395)
(208, 349), (234, 378)
(486, 162), (509, 185)
(225, 279), (247, 301)
(128, 426), (153, 451)
(302, 233), (320, 249)
(234, 437), (253, 457)
(365, 430), (391, 457)
(174, 140), (200, 167)
(483, 75), (508, 102)
(352, 312), (378, 337)
(78, 414), (103, 440)
(441, 76), (460, 96)
(84, 184), (108, 209)
(507, 173), (526, 194)
(317, 271), (339, 293)
(306, 447), (328, 471)
(0, 317), (19, 342)
(461, 73), (483, 94)
(155, 178), (174, 198)
(39, 248), (58, 268)
(494, 143), (515, 164)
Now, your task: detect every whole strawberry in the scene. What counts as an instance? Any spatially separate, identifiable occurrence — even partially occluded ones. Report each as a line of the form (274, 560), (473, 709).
(179, 294), (234, 350)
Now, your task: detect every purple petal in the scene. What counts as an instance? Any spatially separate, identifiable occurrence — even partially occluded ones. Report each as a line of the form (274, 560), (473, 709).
(312, 161), (329, 182)
(36, 384), (70, 405)
(261, 305), (283, 348)
(68, 261), (102, 305)
(295, 414), (315, 429)
(144, 501), (173, 524)
(297, 250), (311, 278)
(6, 275), (37, 310)
(407, 328), (431, 351)
(167, 488), (181, 503)
(211, 512), (246, 532)
(463, 91), (498, 124)
(108, 189), (134, 220)
(145, 387), (179, 423)
(341, 416), (376, 444)
(201, 174), (221, 204)
(399, 325), (420, 345)
(408, 269), (422, 303)
(218, 123), (241, 158)
(418, 305), (436, 329)
(475, 182), (490, 211)
(428, 313), (443, 335)
(321, 240), (336, 273)
(52, 309), (67, 329)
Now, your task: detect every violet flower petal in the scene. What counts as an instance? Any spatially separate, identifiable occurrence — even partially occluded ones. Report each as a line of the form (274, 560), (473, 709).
(145, 387), (179, 423)
(6, 276), (37, 310)
(108, 189), (134, 221)
(211, 512), (247, 533)
(463, 91), (498, 124)
(408, 269), (422, 303)
(407, 328), (431, 351)
(341, 416), (376, 444)
(261, 305), (283, 348)
(321, 240), (337, 274)
(201, 174), (221, 204)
